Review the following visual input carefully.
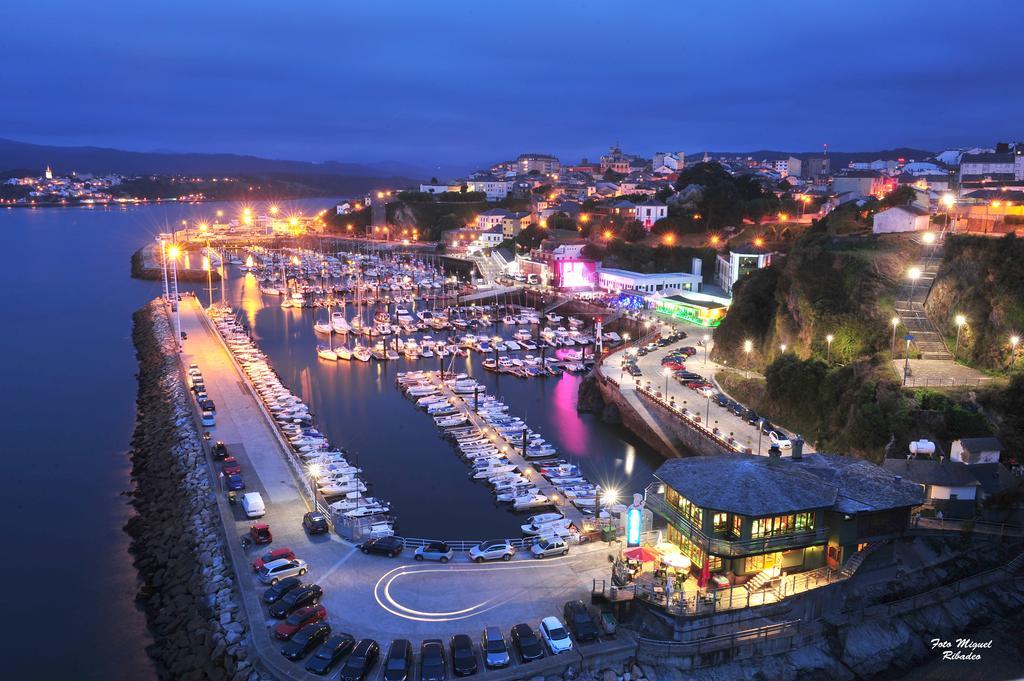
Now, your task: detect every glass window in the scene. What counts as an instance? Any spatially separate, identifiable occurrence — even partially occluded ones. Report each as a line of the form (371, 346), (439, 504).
(731, 515), (742, 539)
(713, 513), (728, 533)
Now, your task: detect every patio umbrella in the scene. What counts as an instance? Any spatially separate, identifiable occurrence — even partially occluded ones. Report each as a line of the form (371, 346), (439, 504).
(698, 559), (710, 588)
(662, 553), (692, 570)
(623, 546), (659, 562)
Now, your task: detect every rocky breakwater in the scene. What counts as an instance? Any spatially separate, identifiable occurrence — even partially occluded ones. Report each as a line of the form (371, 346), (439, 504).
(125, 300), (260, 681)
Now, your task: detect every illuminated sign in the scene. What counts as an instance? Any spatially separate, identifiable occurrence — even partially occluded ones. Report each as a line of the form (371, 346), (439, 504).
(654, 298), (726, 328)
(626, 507), (642, 546)
(555, 259), (596, 289)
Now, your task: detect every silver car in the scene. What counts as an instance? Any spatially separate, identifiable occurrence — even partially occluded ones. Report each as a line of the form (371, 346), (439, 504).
(531, 537), (569, 558)
(414, 541), (454, 563)
(469, 540), (516, 563)
(258, 557), (308, 585)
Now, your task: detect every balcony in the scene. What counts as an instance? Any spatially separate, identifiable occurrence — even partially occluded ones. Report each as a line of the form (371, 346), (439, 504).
(645, 487), (828, 558)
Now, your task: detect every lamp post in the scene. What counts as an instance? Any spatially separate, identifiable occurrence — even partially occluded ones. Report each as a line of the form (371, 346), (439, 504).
(941, 192), (956, 234)
(954, 315), (966, 360)
(825, 334), (834, 364)
(891, 317), (900, 357)
(705, 392), (711, 424)
(757, 417), (765, 455)
(907, 267), (922, 307)
(780, 343), (787, 354)
(902, 334), (914, 385)
(1010, 335), (1021, 370)
(203, 240), (213, 309)
(158, 236), (170, 302)
(168, 245), (181, 351)
(598, 488), (619, 534)
(308, 463), (321, 509)
(743, 339), (753, 378)
(663, 366), (671, 398)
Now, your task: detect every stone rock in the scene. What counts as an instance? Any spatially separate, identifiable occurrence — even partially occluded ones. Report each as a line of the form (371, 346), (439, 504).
(602, 670), (617, 681)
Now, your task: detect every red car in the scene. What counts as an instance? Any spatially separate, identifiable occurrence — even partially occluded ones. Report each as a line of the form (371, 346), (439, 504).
(221, 457), (242, 476)
(250, 523), (273, 545)
(252, 547), (295, 572)
(663, 361), (686, 371)
(273, 604), (327, 640)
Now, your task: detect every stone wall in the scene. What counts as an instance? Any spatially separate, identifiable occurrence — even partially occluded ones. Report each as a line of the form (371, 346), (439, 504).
(126, 300), (260, 681)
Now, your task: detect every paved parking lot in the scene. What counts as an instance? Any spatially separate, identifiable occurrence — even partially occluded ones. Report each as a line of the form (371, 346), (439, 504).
(180, 298), (624, 678)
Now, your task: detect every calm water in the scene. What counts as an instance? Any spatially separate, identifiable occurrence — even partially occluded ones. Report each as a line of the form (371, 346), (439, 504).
(0, 199), (662, 678)
(216, 266), (664, 538)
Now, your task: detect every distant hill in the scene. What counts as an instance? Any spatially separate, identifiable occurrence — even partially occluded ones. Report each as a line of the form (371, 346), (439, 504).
(691, 148), (936, 165)
(0, 138), (422, 187)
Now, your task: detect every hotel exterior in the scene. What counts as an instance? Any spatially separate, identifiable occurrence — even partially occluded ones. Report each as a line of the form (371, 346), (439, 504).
(645, 451), (924, 579)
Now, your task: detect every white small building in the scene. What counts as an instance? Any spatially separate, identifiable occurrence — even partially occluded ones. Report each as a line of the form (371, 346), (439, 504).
(597, 262), (702, 295)
(476, 209), (510, 231)
(872, 205), (931, 234)
(950, 437), (1002, 465)
(716, 243), (772, 295)
(468, 230), (504, 253)
(419, 183), (461, 194)
(467, 177), (515, 201)
(635, 200), (668, 229)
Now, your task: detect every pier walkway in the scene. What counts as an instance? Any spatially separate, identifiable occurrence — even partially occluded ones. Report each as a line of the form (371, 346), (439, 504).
(424, 371), (590, 529)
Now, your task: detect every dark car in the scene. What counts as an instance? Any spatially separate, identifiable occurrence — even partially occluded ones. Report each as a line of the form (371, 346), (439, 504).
(729, 402), (746, 416)
(212, 441), (228, 459)
(679, 346), (697, 356)
(339, 638), (380, 681)
(225, 473), (245, 491)
(200, 398), (217, 413)
(744, 409), (760, 425)
(675, 371), (703, 381)
(449, 634), (478, 677)
(263, 576), (302, 604)
(759, 419), (775, 434)
(306, 633), (356, 675)
(383, 639), (413, 681)
(714, 393), (731, 407)
(274, 604), (327, 640)
(283, 621), (332, 661)
(420, 639), (447, 681)
(269, 583), (323, 619)
(563, 600), (600, 642)
(359, 535), (404, 557)
(510, 623), (544, 662)
(303, 511), (330, 535)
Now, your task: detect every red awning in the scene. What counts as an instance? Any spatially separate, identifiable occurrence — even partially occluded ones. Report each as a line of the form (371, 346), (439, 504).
(623, 546), (659, 562)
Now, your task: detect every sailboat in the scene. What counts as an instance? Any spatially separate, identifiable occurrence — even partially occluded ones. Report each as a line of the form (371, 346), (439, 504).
(331, 309), (351, 334)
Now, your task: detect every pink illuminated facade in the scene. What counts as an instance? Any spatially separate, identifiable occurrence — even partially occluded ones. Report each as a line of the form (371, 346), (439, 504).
(555, 259), (597, 289)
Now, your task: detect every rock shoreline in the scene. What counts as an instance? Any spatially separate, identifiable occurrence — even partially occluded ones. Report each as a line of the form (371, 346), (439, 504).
(125, 300), (261, 681)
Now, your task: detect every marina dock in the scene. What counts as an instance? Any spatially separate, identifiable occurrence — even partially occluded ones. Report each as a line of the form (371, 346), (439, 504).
(423, 371), (589, 529)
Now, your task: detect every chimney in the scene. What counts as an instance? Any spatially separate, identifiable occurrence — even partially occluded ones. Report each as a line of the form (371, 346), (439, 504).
(792, 436), (804, 460)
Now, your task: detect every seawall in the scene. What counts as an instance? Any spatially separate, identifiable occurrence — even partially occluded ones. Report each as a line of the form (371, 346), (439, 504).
(126, 300), (258, 681)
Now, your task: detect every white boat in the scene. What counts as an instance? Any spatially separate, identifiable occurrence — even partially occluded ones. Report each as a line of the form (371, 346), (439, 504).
(314, 319), (333, 334)
(317, 344), (338, 361)
(331, 312), (351, 334)
(521, 517), (571, 536)
(336, 346), (352, 360)
(513, 494), (553, 510)
(352, 345), (372, 362)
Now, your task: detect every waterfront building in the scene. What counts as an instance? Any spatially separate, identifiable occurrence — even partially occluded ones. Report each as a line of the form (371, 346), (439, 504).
(715, 242), (772, 295)
(597, 264), (702, 295)
(645, 451), (924, 578)
(652, 292), (728, 327)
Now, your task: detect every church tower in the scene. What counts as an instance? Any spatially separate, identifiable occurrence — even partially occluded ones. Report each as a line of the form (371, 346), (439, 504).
(45, 165), (53, 180)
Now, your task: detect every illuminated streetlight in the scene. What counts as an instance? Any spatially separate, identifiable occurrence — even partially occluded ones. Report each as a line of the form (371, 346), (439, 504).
(891, 317), (900, 356)
(743, 339), (753, 377)
(167, 245), (181, 350)
(780, 343), (787, 353)
(906, 267), (923, 307)
(663, 366), (671, 396)
(953, 314), (967, 360)
(825, 334), (834, 363)
(1010, 335), (1021, 370)
(922, 231), (936, 245)
(308, 463), (321, 505)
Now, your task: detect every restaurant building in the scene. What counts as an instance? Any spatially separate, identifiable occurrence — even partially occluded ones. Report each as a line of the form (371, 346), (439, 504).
(644, 450), (924, 581)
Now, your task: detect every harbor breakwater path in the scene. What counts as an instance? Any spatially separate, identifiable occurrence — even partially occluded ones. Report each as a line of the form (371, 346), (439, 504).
(128, 300), (258, 681)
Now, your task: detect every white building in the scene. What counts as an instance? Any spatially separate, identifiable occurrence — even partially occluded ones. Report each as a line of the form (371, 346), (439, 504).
(716, 243), (772, 295)
(652, 151), (684, 173)
(635, 200), (668, 229)
(872, 205), (931, 234)
(597, 262), (702, 295)
(950, 437), (1002, 465)
(467, 177), (515, 201)
(476, 209), (510, 231)
(419, 183), (461, 194)
(467, 230), (504, 254)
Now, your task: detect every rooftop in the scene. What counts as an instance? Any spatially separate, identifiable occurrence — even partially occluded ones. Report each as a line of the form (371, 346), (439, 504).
(655, 453), (924, 517)
(882, 458), (980, 488)
(955, 436), (1003, 453)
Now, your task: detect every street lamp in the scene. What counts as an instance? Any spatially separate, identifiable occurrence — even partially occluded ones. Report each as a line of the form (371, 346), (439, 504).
(168, 245), (182, 350)
(903, 334), (914, 385)
(308, 464), (321, 507)
(825, 334), (834, 363)
(891, 317), (900, 356)
(662, 366), (671, 398)
(907, 267), (922, 307)
(941, 193), (956, 233)
(743, 339), (753, 377)
(954, 315), (966, 360)
(1010, 335), (1021, 369)
(597, 487), (619, 532)
(780, 343), (787, 353)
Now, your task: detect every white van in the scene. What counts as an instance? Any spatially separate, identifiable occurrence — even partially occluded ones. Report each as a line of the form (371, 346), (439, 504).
(241, 492), (266, 518)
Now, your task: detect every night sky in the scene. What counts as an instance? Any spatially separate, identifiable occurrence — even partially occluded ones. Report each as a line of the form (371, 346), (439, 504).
(4, 1), (1022, 172)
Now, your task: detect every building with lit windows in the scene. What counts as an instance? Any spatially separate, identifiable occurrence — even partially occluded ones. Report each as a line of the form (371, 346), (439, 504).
(715, 242), (772, 295)
(644, 451), (923, 579)
(652, 292), (727, 327)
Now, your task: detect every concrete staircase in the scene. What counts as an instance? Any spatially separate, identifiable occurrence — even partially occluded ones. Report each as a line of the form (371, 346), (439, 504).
(894, 245), (953, 360)
(744, 566), (780, 592)
(839, 542), (879, 579)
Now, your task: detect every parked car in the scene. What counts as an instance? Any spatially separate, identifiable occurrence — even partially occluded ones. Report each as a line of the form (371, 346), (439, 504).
(250, 523), (273, 545)
(212, 441), (228, 459)
(262, 576), (302, 604)
(744, 409), (760, 425)
(269, 584), (323, 619)
(221, 457), (242, 475)
(303, 511), (330, 535)
(359, 536), (404, 557)
(675, 371), (703, 381)
(758, 420), (775, 434)
(306, 633), (356, 675)
(729, 402), (746, 417)
(383, 639), (413, 681)
(241, 491), (265, 517)
(769, 430), (793, 450)
(201, 411), (216, 427)
(469, 540), (515, 563)
(679, 346), (697, 356)
(200, 398), (216, 413)
(662, 361), (686, 371)
(510, 623), (544, 662)
(530, 537), (569, 558)
(273, 604), (327, 640)
(253, 547), (296, 572)
(420, 639), (447, 681)
(338, 638), (380, 681)
(283, 621), (332, 661)
(449, 634), (478, 676)
(480, 626), (510, 668)
(414, 541), (454, 563)
(563, 600), (600, 642)
(259, 557), (309, 585)
(225, 473), (245, 491)
(540, 616), (573, 654)
(714, 393), (731, 407)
